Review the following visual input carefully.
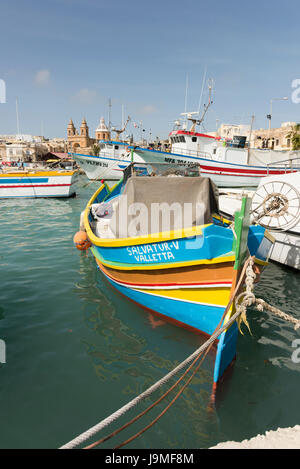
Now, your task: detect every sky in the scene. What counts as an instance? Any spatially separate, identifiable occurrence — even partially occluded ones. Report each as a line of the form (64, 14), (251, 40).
(1, 0), (300, 140)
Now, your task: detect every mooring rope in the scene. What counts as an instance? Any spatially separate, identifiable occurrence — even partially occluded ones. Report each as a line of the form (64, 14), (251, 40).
(60, 306), (245, 449)
(235, 258), (300, 332)
(83, 262), (242, 450)
(60, 256), (300, 449)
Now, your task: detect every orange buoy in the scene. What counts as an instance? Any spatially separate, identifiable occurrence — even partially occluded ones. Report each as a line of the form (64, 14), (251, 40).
(73, 230), (92, 251)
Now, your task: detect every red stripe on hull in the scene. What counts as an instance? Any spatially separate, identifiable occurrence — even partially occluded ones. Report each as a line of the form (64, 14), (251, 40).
(199, 164), (294, 176)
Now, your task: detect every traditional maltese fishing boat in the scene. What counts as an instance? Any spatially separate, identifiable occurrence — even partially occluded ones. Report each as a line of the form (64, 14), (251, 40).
(75, 163), (274, 387)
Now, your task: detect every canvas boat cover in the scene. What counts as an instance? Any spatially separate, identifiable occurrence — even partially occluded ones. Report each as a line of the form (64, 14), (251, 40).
(110, 176), (219, 238)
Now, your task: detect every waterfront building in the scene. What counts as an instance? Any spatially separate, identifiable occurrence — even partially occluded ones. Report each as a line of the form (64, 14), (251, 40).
(252, 122), (296, 150)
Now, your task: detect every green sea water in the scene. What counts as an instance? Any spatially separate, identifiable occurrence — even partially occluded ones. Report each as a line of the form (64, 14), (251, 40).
(0, 176), (300, 449)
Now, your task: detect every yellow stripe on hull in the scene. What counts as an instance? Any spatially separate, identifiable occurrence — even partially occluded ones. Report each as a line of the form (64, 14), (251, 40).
(136, 286), (232, 308)
(0, 170), (77, 178)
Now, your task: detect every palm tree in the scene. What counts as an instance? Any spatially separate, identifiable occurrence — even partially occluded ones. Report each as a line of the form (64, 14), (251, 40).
(287, 123), (300, 150)
(91, 144), (100, 156)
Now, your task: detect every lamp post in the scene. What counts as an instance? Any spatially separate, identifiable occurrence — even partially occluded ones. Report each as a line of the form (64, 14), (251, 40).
(268, 97), (288, 131)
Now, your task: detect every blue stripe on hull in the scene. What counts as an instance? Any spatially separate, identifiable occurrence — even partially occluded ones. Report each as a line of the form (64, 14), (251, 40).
(0, 178), (49, 183)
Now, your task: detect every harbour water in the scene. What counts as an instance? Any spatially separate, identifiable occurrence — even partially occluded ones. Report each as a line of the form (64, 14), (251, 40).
(1, 176), (300, 449)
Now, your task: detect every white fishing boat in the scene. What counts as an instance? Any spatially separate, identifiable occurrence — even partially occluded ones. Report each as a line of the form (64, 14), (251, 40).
(0, 167), (78, 198)
(133, 127), (300, 188)
(218, 159), (300, 270)
(132, 81), (300, 188)
(72, 84), (300, 188)
(71, 140), (144, 183)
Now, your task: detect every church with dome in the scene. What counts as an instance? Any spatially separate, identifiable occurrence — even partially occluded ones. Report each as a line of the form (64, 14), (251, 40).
(67, 117), (111, 153)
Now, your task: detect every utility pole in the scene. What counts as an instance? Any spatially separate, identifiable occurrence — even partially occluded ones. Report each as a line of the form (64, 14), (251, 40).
(247, 114), (255, 164)
(16, 97), (20, 135)
(249, 114), (255, 148)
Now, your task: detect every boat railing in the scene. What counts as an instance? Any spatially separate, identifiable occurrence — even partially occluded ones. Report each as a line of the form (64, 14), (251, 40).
(266, 156), (300, 175)
(171, 146), (213, 160)
(99, 149), (129, 160)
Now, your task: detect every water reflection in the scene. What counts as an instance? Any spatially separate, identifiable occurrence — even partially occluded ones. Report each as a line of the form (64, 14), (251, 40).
(74, 251), (220, 448)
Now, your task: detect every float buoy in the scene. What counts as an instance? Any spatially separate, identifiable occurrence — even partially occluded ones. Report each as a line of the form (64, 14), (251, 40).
(73, 230), (92, 251)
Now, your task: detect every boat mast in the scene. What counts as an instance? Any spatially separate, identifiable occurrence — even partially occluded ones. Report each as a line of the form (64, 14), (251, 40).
(179, 75), (213, 133)
(197, 65), (207, 115)
(183, 73), (189, 130)
(108, 98), (112, 132)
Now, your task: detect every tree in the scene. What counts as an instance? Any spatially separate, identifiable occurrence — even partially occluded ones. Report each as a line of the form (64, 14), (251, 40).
(287, 123), (300, 150)
(92, 144), (100, 156)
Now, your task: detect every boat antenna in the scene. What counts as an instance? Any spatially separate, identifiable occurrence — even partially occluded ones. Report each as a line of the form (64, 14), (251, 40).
(184, 73), (189, 129)
(108, 98), (112, 131)
(197, 65), (207, 114)
(181, 80), (213, 132)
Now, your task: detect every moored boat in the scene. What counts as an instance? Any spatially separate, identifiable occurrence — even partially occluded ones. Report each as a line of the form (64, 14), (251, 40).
(71, 140), (144, 184)
(132, 130), (300, 188)
(0, 167), (78, 198)
(76, 163), (274, 388)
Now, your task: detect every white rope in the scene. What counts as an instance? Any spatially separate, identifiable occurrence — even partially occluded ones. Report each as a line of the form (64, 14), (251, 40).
(60, 258), (300, 449)
(59, 308), (242, 449)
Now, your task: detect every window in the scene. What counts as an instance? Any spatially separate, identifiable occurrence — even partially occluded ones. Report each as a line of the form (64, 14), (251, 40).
(192, 136), (197, 142)
(114, 145), (119, 150)
(276, 139), (279, 146)
(287, 138), (291, 147)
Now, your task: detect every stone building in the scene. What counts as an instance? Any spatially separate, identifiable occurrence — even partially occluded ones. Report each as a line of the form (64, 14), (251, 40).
(217, 123), (251, 140)
(251, 122), (296, 150)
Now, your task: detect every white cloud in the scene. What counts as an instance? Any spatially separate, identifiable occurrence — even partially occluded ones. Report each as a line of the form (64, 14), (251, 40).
(71, 88), (97, 105)
(141, 105), (157, 114)
(35, 69), (50, 86)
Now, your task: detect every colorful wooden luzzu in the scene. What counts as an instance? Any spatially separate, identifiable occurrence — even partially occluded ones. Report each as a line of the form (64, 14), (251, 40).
(80, 163), (275, 388)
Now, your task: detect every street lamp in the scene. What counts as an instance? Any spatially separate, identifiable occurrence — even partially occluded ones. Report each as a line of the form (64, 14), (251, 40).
(268, 97), (288, 130)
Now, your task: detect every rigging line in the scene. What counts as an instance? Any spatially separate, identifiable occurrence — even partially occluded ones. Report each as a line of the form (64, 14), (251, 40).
(197, 66), (207, 114)
(60, 257), (253, 449)
(114, 345), (211, 450)
(84, 347), (210, 450)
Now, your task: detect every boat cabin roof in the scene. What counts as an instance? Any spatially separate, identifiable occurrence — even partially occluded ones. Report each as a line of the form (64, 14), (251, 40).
(169, 130), (218, 140)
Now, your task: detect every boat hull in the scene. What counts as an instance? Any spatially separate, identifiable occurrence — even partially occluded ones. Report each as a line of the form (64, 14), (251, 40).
(72, 152), (142, 181)
(0, 170), (78, 198)
(134, 148), (295, 188)
(97, 258), (236, 331)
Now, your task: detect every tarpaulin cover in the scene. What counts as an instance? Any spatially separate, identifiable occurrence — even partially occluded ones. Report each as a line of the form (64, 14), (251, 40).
(111, 176), (219, 238)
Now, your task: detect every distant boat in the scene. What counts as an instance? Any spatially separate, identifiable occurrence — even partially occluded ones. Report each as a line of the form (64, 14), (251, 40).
(76, 162), (274, 388)
(71, 140), (144, 183)
(0, 167), (78, 198)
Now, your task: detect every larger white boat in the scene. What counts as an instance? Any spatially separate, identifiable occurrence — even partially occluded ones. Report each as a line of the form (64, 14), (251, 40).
(133, 128), (300, 188)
